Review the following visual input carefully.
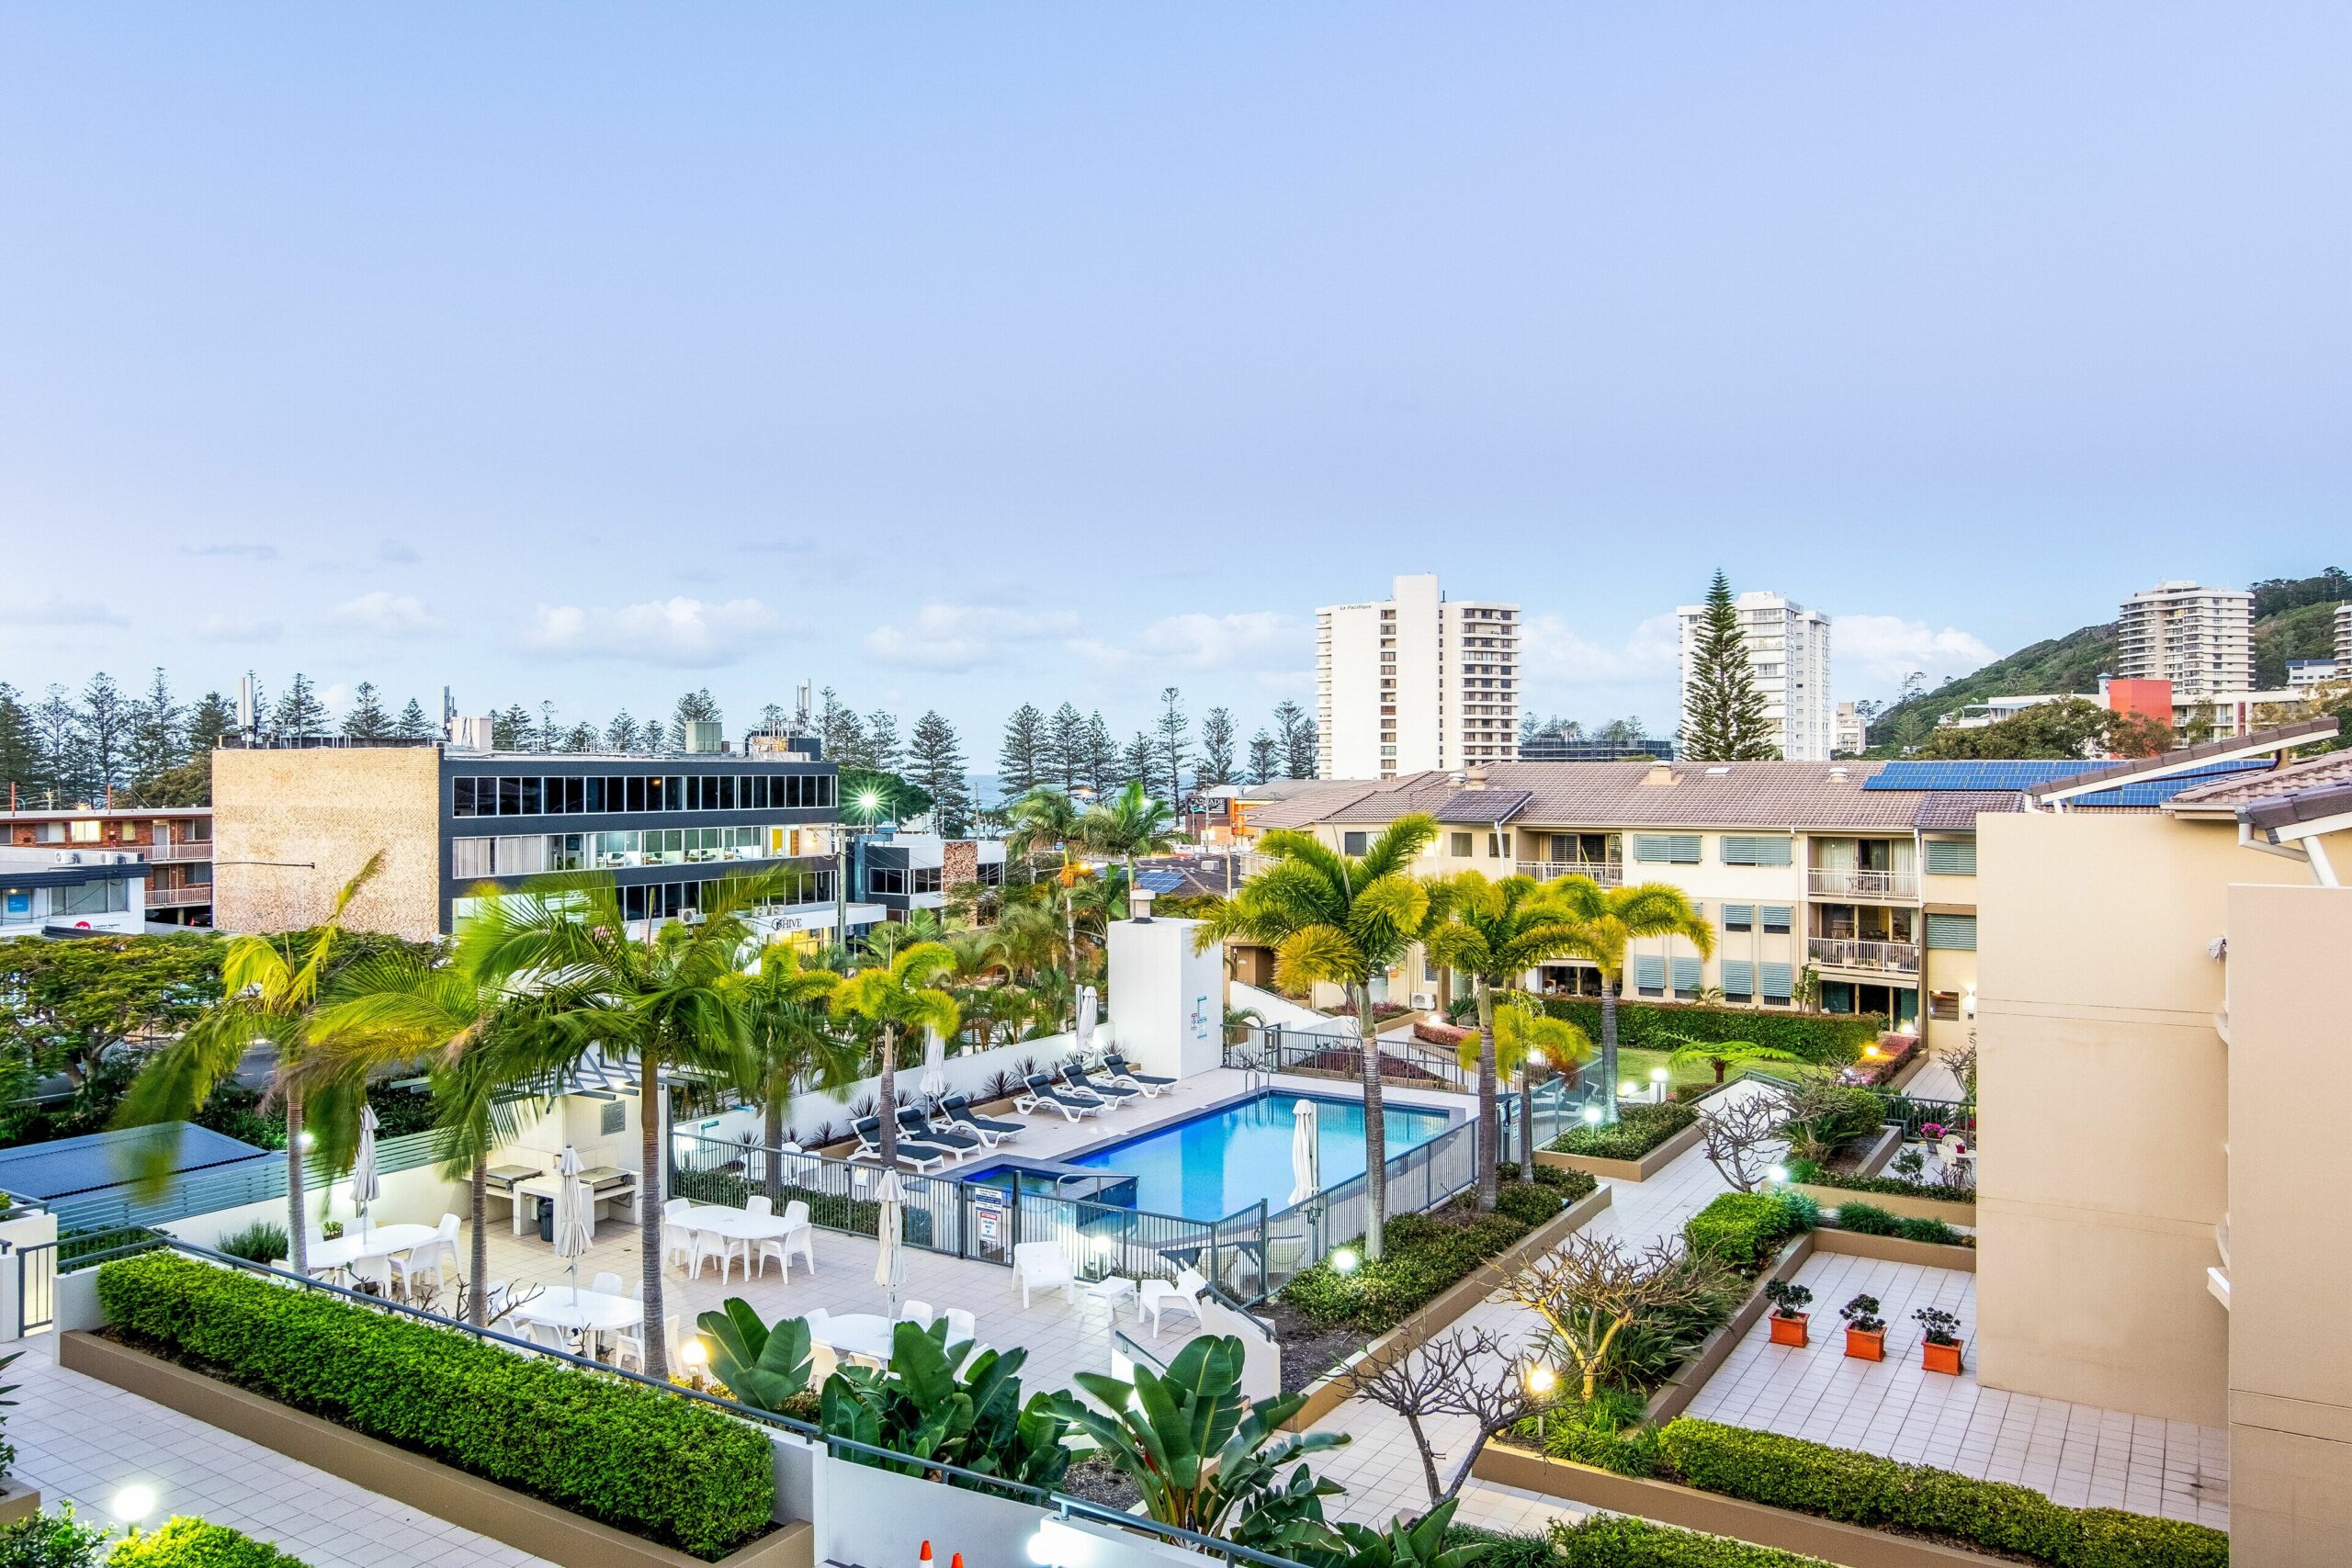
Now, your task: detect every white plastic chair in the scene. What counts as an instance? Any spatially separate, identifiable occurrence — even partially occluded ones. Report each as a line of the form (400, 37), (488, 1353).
(1012, 1242), (1077, 1308)
(349, 1253), (397, 1297)
(943, 1308), (978, 1344)
(662, 1199), (695, 1271)
(393, 1214), (462, 1295)
(592, 1270), (625, 1296)
(1140, 1268), (1207, 1337)
(774, 1201), (816, 1277)
(527, 1318), (574, 1357)
(690, 1223), (743, 1283)
(899, 1299), (935, 1325)
(807, 1342), (840, 1382)
(746, 1194), (775, 1218)
(613, 1314), (678, 1375)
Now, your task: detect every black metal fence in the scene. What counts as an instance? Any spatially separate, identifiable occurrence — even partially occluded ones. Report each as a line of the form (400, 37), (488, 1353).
(1224, 1023), (1472, 1092)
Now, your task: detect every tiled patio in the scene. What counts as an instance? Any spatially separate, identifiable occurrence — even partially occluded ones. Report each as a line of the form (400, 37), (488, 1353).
(1684, 1249), (2230, 1529)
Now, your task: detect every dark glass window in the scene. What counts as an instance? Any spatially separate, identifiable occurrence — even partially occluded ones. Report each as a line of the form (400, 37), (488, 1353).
(752, 777), (769, 809)
(497, 777), (523, 816)
(453, 778), (479, 817)
(869, 866), (906, 896)
(666, 777), (683, 810)
(519, 777), (542, 815)
(623, 884), (647, 920)
(562, 777), (584, 814)
(626, 775), (646, 812)
(911, 866), (943, 895)
(584, 777), (604, 813)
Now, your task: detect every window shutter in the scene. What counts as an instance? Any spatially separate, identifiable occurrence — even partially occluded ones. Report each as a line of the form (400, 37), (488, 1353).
(1720, 959), (1755, 997)
(1671, 956), (1702, 994)
(1926, 913), (1978, 951)
(1634, 955), (1667, 988)
(1926, 840), (1978, 876)
(1720, 835), (1793, 866)
(1759, 962), (1794, 999)
(1634, 833), (1702, 863)
(1722, 903), (1755, 931)
(1761, 904), (1793, 932)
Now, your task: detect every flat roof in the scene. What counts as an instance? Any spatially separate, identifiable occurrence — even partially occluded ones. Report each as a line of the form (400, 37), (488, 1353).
(0, 1122), (272, 1201)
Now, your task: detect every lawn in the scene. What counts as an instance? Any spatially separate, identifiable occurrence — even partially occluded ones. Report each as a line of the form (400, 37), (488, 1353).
(1595, 1045), (1813, 1098)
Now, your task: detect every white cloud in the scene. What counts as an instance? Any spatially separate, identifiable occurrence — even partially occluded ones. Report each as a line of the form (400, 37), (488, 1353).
(864, 602), (1083, 672)
(194, 613), (282, 643)
(334, 592), (437, 636)
(1, 594), (126, 628)
(1833, 615), (1998, 691)
(1067, 612), (1317, 695)
(525, 596), (786, 667)
(1520, 612), (1683, 682)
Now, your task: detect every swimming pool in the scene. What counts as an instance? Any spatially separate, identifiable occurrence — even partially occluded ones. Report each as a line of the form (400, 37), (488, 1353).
(1005, 1092), (1453, 1223)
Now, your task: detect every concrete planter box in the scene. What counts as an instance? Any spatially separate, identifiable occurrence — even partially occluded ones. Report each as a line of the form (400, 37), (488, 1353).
(1645, 1235), (1814, 1425)
(1792, 1183), (1977, 1229)
(1281, 1181), (1614, 1432)
(0, 1477), (41, 1527)
(59, 1334), (809, 1568)
(1471, 1442), (2010, 1566)
(1534, 1116), (1704, 1183)
(1812, 1224), (1978, 1273)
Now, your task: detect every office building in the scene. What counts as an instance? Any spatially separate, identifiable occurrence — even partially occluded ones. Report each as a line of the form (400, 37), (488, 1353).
(213, 732), (878, 943)
(1676, 590), (1834, 761)
(2116, 581), (2256, 699)
(2285, 659), (2339, 689)
(1315, 574), (1518, 781)
(0, 842), (149, 936)
(1, 805), (210, 926)
(858, 831), (1004, 919)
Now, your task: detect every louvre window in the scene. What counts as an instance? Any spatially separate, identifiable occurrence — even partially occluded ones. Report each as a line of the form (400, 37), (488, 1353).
(1759, 961), (1794, 1000)
(1720, 959), (1755, 1000)
(1634, 954), (1668, 997)
(1720, 835), (1793, 867)
(1722, 904), (1754, 932)
(1925, 840), (1978, 876)
(1670, 956), (1702, 996)
(1633, 833), (1702, 864)
(1926, 913), (1978, 951)
(1761, 905), (1793, 933)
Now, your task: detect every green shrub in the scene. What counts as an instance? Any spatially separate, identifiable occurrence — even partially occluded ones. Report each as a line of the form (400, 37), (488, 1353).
(1896, 1216), (1963, 1247)
(1493, 1169), (1595, 1228)
(1681, 1193), (1801, 1273)
(1547, 1102), (1698, 1162)
(1795, 1164), (1974, 1202)
(1654, 1419), (2229, 1568)
(108, 1518), (310, 1567)
(1551, 1515), (1837, 1566)
(1832, 1201), (1902, 1236)
(0, 1506), (112, 1568)
(1442, 1526), (1557, 1568)
(96, 1252), (773, 1561)
(1523, 1387), (1665, 1477)
(1779, 1083), (1887, 1162)
(213, 1223), (288, 1266)
(1539, 998), (1881, 1066)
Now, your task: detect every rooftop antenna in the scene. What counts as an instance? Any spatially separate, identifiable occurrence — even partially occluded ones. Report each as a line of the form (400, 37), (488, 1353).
(236, 673), (259, 743)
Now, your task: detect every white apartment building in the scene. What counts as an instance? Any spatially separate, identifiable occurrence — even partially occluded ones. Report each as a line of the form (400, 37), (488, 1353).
(2336, 601), (2351, 667)
(1676, 590), (1834, 761)
(1832, 701), (1866, 756)
(1315, 573), (1519, 781)
(2115, 581), (2255, 699)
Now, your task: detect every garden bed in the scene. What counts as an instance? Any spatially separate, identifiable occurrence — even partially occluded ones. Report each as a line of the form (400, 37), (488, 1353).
(1539, 1102), (1704, 1182)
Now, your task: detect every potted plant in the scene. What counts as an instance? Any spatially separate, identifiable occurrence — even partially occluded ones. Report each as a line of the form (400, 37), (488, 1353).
(1915, 1306), (1964, 1374)
(321, 1219), (345, 1241)
(1839, 1293), (1885, 1360)
(1764, 1280), (1813, 1347)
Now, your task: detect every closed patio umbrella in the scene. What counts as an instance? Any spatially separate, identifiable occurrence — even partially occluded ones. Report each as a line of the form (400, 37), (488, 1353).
(874, 1168), (907, 1322)
(1075, 986), (1099, 1057)
(552, 1144), (594, 1301)
(349, 1103), (381, 1238)
(1288, 1098), (1321, 1207)
(918, 1026), (947, 1100)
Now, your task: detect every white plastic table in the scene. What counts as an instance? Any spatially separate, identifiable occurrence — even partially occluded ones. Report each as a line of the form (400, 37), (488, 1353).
(510, 1287), (642, 1357)
(680, 1206), (798, 1281)
(1084, 1276), (1137, 1320)
(509, 1172), (637, 1235)
(813, 1312), (897, 1364)
(306, 1224), (438, 1277)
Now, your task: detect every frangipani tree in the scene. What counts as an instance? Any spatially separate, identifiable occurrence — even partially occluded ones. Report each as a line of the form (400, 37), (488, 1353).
(1547, 878), (1714, 1122)
(116, 852), (385, 1275)
(1424, 873), (1589, 1210)
(1195, 817), (1448, 1259)
(830, 942), (959, 1168)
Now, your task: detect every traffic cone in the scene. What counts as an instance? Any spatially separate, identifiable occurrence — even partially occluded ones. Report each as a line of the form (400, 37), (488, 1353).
(918, 1542), (933, 1568)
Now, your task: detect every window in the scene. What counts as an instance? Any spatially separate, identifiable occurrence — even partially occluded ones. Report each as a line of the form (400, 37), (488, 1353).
(1632, 833), (1701, 864)
(1925, 840), (1977, 876)
(1925, 913), (1977, 951)
(910, 866), (944, 896)
(1928, 990), (1961, 1021)
(1720, 959), (1755, 1001)
(1719, 835), (1792, 867)
(497, 777), (522, 816)
(70, 819), (101, 843)
(33, 822), (64, 843)
(978, 860), (1002, 886)
(1450, 832), (1474, 857)
(1634, 954), (1667, 997)
(57, 878), (130, 916)
(1722, 904), (1754, 932)
(868, 866), (907, 896)
(1760, 905), (1793, 933)
(1487, 832), (1510, 858)
(1759, 961), (1794, 1002)
(1342, 831), (1369, 855)
(518, 777), (542, 815)
(453, 838), (493, 878)
(1670, 956), (1702, 997)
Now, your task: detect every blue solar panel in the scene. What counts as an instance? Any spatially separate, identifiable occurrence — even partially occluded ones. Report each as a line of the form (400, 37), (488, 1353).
(1866, 758), (2272, 794)
(1132, 869), (1186, 895)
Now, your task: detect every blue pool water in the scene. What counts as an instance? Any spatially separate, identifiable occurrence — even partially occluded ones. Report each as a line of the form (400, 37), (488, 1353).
(1044, 1092), (1453, 1222)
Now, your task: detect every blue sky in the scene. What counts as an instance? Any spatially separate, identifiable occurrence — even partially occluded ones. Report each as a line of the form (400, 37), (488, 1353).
(4, 4), (2346, 748)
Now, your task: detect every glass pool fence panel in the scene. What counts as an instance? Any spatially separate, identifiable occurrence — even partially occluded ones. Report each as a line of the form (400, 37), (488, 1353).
(1225, 1025), (1470, 1093)
(1250, 1112), (1485, 1300)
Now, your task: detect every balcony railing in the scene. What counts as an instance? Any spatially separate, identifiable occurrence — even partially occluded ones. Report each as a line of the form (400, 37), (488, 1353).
(1515, 859), (1625, 886)
(1808, 937), (1920, 974)
(1807, 867), (1918, 900)
(141, 884), (214, 908)
(142, 840), (213, 863)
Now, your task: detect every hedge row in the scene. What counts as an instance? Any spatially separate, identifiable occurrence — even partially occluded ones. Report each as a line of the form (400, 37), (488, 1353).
(1282, 1165), (1596, 1334)
(110, 1519), (311, 1567)
(1683, 1191), (1813, 1275)
(1657, 1418), (2229, 1568)
(1450, 1517), (1838, 1568)
(1547, 1101), (1697, 1161)
(96, 1252), (775, 1561)
(1788, 1162), (1973, 1204)
(1832, 1202), (1969, 1247)
(1539, 998), (1881, 1066)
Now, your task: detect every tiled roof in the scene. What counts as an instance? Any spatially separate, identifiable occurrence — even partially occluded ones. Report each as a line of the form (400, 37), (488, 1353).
(2165, 750), (2352, 812)
(1910, 792), (2023, 831)
(1432, 788), (1532, 824)
(1247, 761), (2026, 833)
(2242, 779), (2352, 832)
(2028, 717), (2340, 802)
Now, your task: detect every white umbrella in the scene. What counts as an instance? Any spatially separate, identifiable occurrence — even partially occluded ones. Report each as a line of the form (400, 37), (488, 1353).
(918, 1026), (947, 1100)
(874, 1168), (908, 1322)
(551, 1145), (594, 1302)
(1076, 986), (1099, 1056)
(1288, 1099), (1321, 1207)
(349, 1104), (381, 1237)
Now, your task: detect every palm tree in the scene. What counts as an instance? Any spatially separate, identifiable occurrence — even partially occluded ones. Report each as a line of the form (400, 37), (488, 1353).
(1547, 879), (1715, 1122)
(1195, 817), (1446, 1260)
(1003, 785), (1089, 865)
(1080, 779), (1177, 887)
(1423, 874), (1589, 1209)
(991, 900), (1064, 981)
(860, 908), (945, 966)
(741, 946), (854, 1200)
(1477, 995), (1593, 1178)
(116, 852), (385, 1275)
(458, 866), (790, 1379)
(830, 942), (960, 1169)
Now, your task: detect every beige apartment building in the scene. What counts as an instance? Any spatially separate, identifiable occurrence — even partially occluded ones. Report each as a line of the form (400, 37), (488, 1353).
(1315, 573), (1520, 782)
(1973, 724), (2349, 1566)
(2116, 580), (2256, 699)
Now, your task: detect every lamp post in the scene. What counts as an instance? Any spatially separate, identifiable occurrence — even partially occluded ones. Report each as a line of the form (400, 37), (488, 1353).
(835, 785), (887, 962)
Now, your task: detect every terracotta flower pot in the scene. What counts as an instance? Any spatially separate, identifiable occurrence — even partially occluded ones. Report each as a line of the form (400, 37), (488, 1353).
(1922, 1338), (1964, 1375)
(1844, 1326), (1885, 1361)
(1768, 1312), (1809, 1348)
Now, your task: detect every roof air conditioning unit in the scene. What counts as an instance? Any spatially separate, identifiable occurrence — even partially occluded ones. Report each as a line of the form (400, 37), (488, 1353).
(60, 852), (82, 864)
(115, 852), (135, 864)
(683, 720), (725, 755)
(678, 907), (707, 926)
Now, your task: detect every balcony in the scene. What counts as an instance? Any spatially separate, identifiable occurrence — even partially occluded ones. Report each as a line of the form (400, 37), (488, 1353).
(1516, 860), (1625, 886)
(142, 884), (215, 908)
(1808, 936), (1920, 975)
(1807, 867), (1918, 900)
(143, 840), (213, 863)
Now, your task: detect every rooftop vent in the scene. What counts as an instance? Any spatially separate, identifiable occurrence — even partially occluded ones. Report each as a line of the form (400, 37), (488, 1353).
(1642, 762), (1677, 787)
(1704, 766), (1732, 776)
(1829, 766), (1849, 779)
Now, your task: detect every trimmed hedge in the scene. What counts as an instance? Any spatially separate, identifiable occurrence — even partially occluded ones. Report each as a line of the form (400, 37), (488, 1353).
(1555, 1516), (1836, 1567)
(1682, 1191), (1810, 1274)
(1657, 1418), (2229, 1568)
(1789, 1161), (1973, 1204)
(1282, 1166), (1596, 1334)
(96, 1252), (774, 1561)
(1540, 998), (1883, 1066)
(110, 1519), (311, 1567)
(1547, 1100), (1697, 1161)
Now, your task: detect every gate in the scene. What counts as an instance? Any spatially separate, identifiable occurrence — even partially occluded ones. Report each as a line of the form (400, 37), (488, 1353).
(14, 1240), (56, 1337)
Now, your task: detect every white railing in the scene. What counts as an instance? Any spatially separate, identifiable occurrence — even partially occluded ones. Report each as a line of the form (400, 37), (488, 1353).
(1808, 867), (1918, 899)
(141, 885), (214, 908)
(141, 840), (213, 863)
(1515, 859), (1624, 886)
(1808, 937), (1920, 974)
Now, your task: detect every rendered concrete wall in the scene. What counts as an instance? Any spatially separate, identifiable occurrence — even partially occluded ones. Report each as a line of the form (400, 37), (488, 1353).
(213, 747), (443, 939)
(2222, 881), (2352, 1567)
(1106, 918), (1223, 1082)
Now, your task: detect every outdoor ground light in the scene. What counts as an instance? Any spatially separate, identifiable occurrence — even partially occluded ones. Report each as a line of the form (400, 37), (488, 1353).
(680, 1337), (708, 1370)
(1768, 1165), (1790, 1185)
(1651, 1067), (1669, 1083)
(111, 1484), (156, 1523)
(1581, 1106), (1603, 1124)
(1619, 1080), (1636, 1097)
(1522, 1362), (1556, 1396)
(296, 1130), (316, 1150)
(1330, 1247), (1360, 1275)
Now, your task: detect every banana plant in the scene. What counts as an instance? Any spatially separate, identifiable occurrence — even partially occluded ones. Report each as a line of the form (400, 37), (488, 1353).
(696, 1300), (815, 1412)
(1329, 1498), (1487, 1568)
(1057, 1335), (1346, 1553)
(820, 1318), (1071, 1491)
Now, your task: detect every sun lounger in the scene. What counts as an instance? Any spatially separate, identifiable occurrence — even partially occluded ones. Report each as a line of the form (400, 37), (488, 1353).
(847, 1114), (957, 1173)
(937, 1094), (1024, 1145)
(1016, 1072), (1103, 1121)
(1102, 1053), (1179, 1094)
(1062, 1063), (1140, 1107)
(897, 1106), (983, 1157)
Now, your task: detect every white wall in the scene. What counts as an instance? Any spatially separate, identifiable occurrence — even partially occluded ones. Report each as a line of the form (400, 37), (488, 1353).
(159, 1159), (468, 1252)
(677, 1031), (1096, 1150)
(816, 1443), (1203, 1568)
(1107, 919), (1223, 1081)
